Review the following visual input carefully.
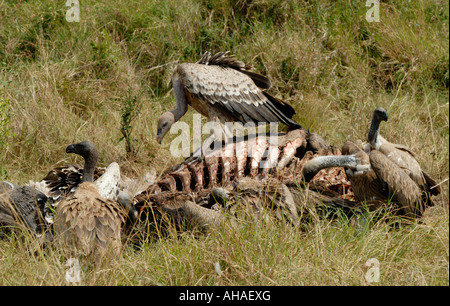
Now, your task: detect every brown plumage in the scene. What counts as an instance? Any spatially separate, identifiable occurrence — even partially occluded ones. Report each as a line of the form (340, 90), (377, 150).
(55, 182), (124, 256)
(157, 51), (302, 145)
(366, 107), (440, 216)
(367, 107), (440, 197)
(302, 108), (441, 218)
(303, 140), (424, 216)
(341, 140), (387, 207)
(30, 165), (106, 202)
(54, 141), (125, 257)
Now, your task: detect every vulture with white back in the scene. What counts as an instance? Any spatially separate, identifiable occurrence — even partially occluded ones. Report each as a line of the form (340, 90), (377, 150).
(29, 151), (154, 200)
(29, 162), (120, 203)
(302, 107), (441, 217)
(28, 147), (154, 223)
(156, 51), (302, 151)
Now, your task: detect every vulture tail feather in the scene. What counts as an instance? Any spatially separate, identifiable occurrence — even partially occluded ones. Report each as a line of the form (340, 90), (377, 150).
(262, 92), (302, 129)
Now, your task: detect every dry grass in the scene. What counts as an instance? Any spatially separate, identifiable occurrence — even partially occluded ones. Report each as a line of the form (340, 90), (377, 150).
(0, 0), (448, 285)
(0, 203), (448, 286)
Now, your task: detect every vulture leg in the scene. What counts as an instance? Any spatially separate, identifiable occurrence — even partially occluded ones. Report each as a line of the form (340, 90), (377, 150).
(191, 146), (203, 160)
(201, 134), (218, 156)
(190, 133), (217, 161)
(222, 122), (234, 144)
(201, 118), (234, 157)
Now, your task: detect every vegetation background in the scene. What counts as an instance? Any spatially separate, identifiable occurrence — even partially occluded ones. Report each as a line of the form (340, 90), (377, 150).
(0, 0), (448, 285)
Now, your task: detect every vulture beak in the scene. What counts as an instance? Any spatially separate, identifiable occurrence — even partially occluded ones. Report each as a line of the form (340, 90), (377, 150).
(66, 144), (75, 153)
(157, 130), (162, 144)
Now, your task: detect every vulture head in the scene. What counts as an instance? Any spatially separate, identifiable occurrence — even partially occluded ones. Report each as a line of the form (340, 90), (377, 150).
(66, 141), (99, 183)
(367, 107), (388, 150)
(156, 112), (175, 144)
(373, 107), (389, 123)
(66, 140), (98, 158)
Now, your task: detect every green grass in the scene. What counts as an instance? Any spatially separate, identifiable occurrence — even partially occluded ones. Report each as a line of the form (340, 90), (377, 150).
(0, 0), (448, 285)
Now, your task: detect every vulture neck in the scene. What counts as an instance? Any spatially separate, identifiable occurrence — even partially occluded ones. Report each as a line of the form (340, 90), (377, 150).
(302, 155), (360, 182)
(170, 77), (188, 122)
(82, 151), (98, 183)
(367, 117), (381, 150)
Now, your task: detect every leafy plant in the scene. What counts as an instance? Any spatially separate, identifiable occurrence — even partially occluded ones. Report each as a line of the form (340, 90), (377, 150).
(119, 89), (142, 159)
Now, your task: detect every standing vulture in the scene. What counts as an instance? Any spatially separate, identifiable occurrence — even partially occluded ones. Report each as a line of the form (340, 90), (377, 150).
(54, 141), (125, 257)
(365, 107), (441, 214)
(302, 108), (441, 218)
(28, 160), (121, 226)
(156, 51), (302, 149)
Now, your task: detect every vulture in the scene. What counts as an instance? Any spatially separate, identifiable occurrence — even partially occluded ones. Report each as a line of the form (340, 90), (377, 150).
(302, 107), (441, 218)
(29, 154), (153, 223)
(28, 162), (118, 225)
(0, 181), (51, 240)
(54, 141), (125, 257)
(156, 51), (302, 150)
(29, 162), (121, 203)
(365, 107), (441, 214)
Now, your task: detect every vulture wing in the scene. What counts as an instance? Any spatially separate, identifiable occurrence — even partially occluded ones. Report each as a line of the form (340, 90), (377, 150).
(377, 138), (431, 195)
(196, 51), (272, 89)
(369, 150), (424, 217)
(175, 52), (301, 129)
(38, 164), (106, 200)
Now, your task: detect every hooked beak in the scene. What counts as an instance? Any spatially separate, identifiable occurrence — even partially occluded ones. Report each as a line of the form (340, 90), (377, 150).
(157, 130), (162, 144)
(66, 144), (75, 153)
